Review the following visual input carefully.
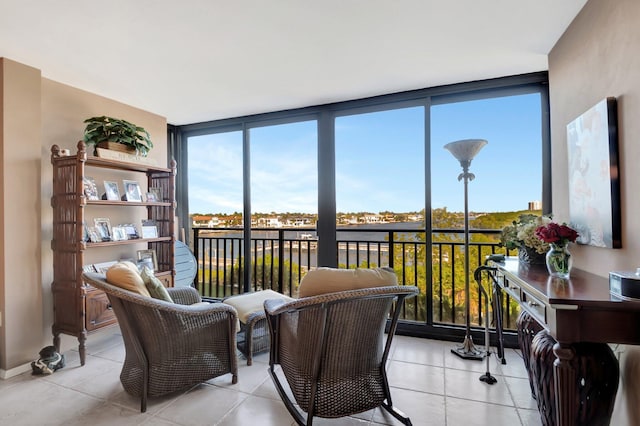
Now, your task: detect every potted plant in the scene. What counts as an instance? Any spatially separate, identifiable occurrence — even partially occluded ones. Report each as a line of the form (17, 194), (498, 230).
(83, 116), (153, 157)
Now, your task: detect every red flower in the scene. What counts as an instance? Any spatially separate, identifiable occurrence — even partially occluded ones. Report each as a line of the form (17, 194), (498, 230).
(535, 222), (578, 244)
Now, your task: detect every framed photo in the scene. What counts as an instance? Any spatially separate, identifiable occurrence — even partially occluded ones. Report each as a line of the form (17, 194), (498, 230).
(103, 181), (120, 201)
(137, 249), (158, 272)
(82, 221), (89, 242)
(121, 223), (139, 239)
(567, 97), (621, 248)
(122, 180), (143, 202)
(145, 187), (162, 202)
(93, 218), (112, 242)
(111, 225), (127, 241)
(141, 219), (158, 239)
(82, 177), (99, 201)
(87, 227), (101, 243)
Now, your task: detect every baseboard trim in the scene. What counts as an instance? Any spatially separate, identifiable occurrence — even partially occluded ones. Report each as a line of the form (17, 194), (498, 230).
(0, 362), (31, 379)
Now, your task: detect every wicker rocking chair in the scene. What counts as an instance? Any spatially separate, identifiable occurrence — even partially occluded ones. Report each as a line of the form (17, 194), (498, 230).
(82, 272), (238, 412)
(265, 285), (419, 425)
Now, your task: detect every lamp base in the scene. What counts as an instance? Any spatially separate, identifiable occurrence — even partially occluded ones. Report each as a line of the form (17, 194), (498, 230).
(480, 372), (497, 384)
(451, 335), (486, 361)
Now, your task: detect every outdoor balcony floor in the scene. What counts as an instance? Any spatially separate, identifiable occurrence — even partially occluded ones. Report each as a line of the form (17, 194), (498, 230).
(0, 329), (631, 425)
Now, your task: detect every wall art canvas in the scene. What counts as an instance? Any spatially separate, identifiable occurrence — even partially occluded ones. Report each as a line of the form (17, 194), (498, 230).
(567, 97), (621, 248)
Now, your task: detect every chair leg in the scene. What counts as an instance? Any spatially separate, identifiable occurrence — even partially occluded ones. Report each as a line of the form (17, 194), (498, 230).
(268, 366), (307, 425)
(381, 401), (412, 426)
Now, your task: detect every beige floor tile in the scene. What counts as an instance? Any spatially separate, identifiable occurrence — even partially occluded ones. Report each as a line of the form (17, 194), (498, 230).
(518, 408), (543, 426)
(251, 374), (285, 401)
(63, 401), (149, 426)
(495, 348), (529, 379)
(390, 335), (447, 367)
(0, 379), (104, 425)
(387, 360), (445, 395)
(154, 384), (248, 425)
(445, 368), (514, 406)
(504, 376), (537, 410)
(446, 397), (522, 426)
(216, 395), (295, 426)
(372, 387), (445, 426)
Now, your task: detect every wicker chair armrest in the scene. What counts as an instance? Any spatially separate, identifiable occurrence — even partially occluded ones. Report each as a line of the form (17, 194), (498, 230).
(263, 298), (291, 316)
(265, 285), (418, 317)
(167, 286), (202, 305)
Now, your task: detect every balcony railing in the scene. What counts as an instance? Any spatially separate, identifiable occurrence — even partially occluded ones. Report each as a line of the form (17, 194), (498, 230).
(192, 226), (521, 330)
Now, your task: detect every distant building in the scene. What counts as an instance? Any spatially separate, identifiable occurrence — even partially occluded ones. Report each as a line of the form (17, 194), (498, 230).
(528, 200), (542, 210)
(192, 215), (219, 228)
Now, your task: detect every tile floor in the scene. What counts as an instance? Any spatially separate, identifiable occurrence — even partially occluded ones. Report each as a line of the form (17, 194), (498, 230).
(0, 330), (631, 425)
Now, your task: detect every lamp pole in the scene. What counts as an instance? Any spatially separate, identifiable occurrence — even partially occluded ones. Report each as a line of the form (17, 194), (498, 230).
(444, 139), (488, 361)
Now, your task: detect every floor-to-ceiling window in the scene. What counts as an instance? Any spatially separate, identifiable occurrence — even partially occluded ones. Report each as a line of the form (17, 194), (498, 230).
(187, 130), (244, 297)
(248, 120), (318, 295)
(177, 72), (549, 340)
(430, 92), (545, 331)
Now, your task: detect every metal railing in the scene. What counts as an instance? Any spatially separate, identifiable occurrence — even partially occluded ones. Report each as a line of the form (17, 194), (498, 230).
(192, 226), (521, 330)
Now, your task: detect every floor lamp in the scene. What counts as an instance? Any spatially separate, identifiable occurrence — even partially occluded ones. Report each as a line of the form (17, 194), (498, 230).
(444, 139), (488, 361)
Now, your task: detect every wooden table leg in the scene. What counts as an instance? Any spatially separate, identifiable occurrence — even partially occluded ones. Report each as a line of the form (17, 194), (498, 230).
(553, 341), (578, 426)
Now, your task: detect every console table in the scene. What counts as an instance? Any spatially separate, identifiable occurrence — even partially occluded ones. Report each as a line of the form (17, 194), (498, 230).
(487, 257), (638, 426)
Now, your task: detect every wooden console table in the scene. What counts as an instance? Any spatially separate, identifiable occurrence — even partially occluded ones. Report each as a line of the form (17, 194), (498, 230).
(487, 257), (638, 426)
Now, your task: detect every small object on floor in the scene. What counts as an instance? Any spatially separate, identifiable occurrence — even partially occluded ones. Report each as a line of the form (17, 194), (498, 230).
(31, 346), (65, 375)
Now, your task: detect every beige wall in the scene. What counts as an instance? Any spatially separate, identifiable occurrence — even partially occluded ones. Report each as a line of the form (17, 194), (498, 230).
(0, 57), (167, 375)
(549, 5), (639, 420)
(0, 58), (43, 374)
(549, 0), (640, 277)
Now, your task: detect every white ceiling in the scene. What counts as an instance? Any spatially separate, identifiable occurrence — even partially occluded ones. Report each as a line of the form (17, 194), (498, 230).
(0, 0), (587, 125)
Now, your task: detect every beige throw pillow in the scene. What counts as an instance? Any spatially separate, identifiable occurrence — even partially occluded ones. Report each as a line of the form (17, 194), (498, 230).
(140, 268), (173, 303)
(298, 267), (398, 298)
(105, 261), (151, 297)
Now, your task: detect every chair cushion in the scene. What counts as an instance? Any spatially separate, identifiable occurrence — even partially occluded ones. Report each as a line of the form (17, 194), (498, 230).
(105, 261), (151, 297)
(298, 267), (398, 298)
(140, 268), (173, 303)
(224, 290), (294, 323)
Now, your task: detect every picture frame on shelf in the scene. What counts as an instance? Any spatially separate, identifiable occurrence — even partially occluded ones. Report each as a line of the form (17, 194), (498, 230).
(122, 179), (143, 202)
(121, 223), (139, 239)
(82, 221), (89, 242)
(87, 227), (101, 243)
(93, 218), (112, 242)
(137, 249), (158, 272)
(111, 225), (127, 241)
(103, 181), (120, 201)
(82, 176), (99, 201)
(141, 219), (158, 239)
(145, 187), (162, 202)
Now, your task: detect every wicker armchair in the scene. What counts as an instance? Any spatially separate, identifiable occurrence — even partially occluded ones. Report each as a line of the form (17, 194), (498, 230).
(82, 272), (238, 412)
(265, 285), (419, 426)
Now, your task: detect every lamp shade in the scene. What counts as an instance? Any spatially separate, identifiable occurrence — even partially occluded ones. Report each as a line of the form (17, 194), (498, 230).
(444, 139), (488, 167)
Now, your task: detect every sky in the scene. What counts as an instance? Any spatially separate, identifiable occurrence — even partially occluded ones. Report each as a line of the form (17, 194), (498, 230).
(187, 93), (542, 215)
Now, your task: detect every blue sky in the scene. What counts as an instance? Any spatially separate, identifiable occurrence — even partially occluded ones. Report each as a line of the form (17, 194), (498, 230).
(187, 93), (542, 215)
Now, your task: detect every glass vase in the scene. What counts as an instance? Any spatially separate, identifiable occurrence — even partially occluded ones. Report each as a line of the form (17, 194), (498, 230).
(545, 242), (572, 278)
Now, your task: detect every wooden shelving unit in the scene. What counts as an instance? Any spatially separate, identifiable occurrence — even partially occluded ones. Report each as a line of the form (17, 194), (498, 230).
(50, 141), (176, 365)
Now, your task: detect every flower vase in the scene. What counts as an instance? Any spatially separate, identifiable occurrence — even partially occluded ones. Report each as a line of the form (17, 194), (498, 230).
(545, 242), (572, 278)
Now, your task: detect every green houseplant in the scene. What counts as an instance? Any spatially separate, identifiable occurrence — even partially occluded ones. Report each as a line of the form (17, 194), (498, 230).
(83, 116), (153, 157)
